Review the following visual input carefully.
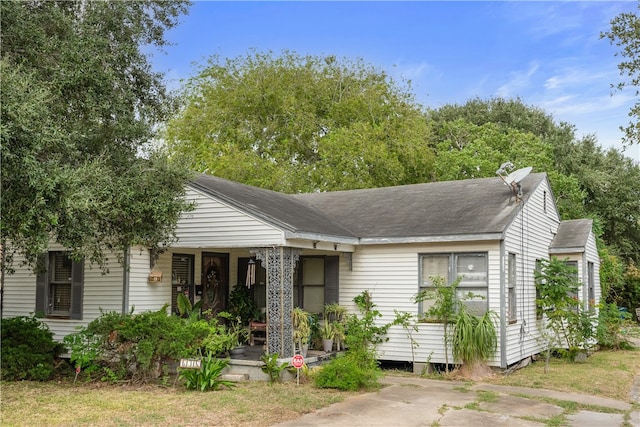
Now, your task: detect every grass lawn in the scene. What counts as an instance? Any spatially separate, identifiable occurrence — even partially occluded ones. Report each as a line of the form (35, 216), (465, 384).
(0, 380), (355, 427)
(485, 346), (640, 402)
(2, 331), (639, 426)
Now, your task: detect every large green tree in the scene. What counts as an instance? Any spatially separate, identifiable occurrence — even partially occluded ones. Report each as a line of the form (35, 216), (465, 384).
(602, 1), (640, 146)
(166, 51), (435, 193)
(565, 137), (640, 262)
(0, 1), (193, 273)
(427, 97), (586, 220)
(427, 97), (640, 264)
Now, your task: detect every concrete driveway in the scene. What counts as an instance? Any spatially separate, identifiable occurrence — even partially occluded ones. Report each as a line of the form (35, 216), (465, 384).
(274, 376), (639, 427)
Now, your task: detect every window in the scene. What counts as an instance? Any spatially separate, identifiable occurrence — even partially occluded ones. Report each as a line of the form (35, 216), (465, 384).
(36, 251), (84, 319)
(295, 257), (325, 313)
(419, 253), (488, 316)
(508, 253), (517, 322)
(535, 259), (543, 319)
(588, 262), (595, 309)
(293, 256), (339, 314)
(563, 260), (580, 311)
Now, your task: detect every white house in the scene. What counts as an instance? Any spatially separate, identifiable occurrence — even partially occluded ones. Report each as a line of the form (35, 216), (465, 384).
(2, 171), (600, 369)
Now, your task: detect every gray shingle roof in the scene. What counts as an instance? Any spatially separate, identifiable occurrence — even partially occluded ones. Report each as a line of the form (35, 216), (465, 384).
(549, 219), (593, 253)
(190, 174), (358, 240)
(295, 173), (547, 241)
(190, 172), (548, 243)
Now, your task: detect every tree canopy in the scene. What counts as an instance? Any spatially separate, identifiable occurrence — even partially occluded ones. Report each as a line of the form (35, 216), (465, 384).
(427, 97), (640, 263)
(0, 0), (193, 271)
(602, 1), (640, 145)
(427, 98), (587, 220)
(166, 51), (435, 193)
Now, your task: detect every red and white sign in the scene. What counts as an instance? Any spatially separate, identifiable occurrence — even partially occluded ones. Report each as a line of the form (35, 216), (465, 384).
(291, 354), (304, 369)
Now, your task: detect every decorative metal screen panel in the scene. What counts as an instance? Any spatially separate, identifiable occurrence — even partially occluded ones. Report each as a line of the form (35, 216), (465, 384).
(253, 247), (299, 357)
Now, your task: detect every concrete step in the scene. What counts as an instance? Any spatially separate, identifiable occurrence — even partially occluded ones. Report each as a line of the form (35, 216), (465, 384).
(221, 373), (249, 382)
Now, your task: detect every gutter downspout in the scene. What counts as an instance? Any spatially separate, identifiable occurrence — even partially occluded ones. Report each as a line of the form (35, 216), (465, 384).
(122, 247), (130, 314)
(499, 240), (507, 368)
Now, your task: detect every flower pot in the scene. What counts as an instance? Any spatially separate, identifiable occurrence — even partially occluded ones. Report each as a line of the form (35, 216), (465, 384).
(230, 345), (247, 357)
(322, 338), (333, 353)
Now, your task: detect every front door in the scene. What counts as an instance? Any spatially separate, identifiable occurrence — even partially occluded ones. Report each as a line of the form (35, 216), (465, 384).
(201, 252), (229, 317)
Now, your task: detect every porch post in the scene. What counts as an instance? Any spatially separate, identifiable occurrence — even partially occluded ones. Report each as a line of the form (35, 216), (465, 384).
(253, 247), (299, 357)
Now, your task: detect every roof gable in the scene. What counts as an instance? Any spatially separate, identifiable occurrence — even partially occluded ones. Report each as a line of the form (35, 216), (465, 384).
(549, 219), (593, 254)
(189, 174), (357, 240)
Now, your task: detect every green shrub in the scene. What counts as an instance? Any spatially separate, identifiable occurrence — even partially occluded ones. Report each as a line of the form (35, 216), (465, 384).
(178, 352), (234, 391)
(1, 316), (66, 381)
(597, 302), (632, 350)
(260, 353), (288, 384)
(315, 291), (389, 391)
(452, 307), (498, 364)
(64, 306), (230, 382)
(314, 353), (381, 391)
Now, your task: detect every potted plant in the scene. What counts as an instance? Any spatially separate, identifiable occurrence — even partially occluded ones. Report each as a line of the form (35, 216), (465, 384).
(218, 311), (249, 356)
(292, 307), (311, 357)
(228, 285), (259, 324)
(324, 303), (347, 351)
(320, 318), (335, 353)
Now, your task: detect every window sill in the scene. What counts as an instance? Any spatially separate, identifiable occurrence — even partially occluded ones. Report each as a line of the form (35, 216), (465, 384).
(46, 315), (71, 320)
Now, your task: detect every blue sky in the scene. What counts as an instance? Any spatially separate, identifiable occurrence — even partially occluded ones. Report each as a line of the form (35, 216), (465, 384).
(149, 1), (639, 162)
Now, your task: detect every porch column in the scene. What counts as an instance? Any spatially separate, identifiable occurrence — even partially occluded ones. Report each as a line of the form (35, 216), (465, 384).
(253, 247), (299, 357)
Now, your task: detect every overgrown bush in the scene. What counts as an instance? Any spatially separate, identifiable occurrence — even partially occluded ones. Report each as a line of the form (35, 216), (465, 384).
(535, 257), (597, 358)
(1, 316), (66, 381)
(64, 306), (230, 383)
(314, 353), (381, 391)
(597, 302), (632, 350)
(314, 291), (389, 391)
(452, 307), (498, 368)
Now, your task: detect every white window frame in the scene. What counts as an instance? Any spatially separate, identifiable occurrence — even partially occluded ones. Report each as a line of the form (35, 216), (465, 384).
(508, 253), (517, 322)
(419, 252), (489, 316)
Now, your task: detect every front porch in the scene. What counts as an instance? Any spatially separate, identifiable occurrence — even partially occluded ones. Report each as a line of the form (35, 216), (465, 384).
(160, 245), (347, 360)
(223, 344), (337, 381)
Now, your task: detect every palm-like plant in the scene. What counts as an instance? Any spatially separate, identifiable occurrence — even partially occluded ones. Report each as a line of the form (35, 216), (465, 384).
(292, 307), (311, 352)
(452, 306), (498, 367)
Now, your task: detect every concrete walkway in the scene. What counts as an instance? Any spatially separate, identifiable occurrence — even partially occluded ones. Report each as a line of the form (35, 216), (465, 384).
(274, 375), (639, 427)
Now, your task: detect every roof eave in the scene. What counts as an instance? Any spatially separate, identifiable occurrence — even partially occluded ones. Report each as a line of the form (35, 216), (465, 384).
(359, 233), (504, 245)
(549, 247), (586, 254)
(283, 231), (359, 245)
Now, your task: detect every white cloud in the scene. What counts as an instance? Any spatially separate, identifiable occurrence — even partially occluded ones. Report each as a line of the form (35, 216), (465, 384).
(396, 61), (433, 80)
(544, 67), (615, 91)
(496, 62), (540, 97)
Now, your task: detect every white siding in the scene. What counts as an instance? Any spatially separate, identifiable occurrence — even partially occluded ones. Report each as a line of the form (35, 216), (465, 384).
(585, 229), (601, 305)
(2, 244), (125, 341)
(338, 179), (565, 368)
(153, 247), (260, 313)
(339, 241), (503, 366)
(502, 178), (561, 366)
(175, 187), (285, 248)
(127, 247), (171, 313)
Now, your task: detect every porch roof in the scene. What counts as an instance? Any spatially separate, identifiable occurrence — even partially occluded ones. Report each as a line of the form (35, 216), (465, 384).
(190, 172), (548, 243)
